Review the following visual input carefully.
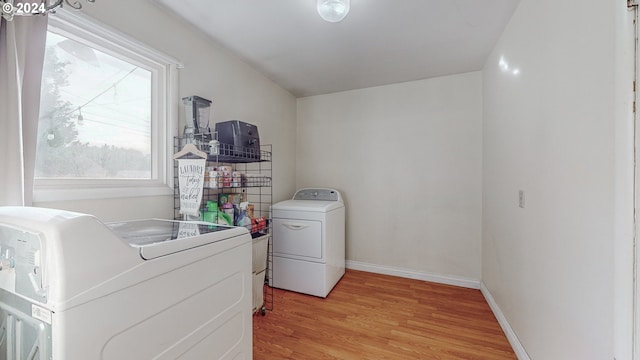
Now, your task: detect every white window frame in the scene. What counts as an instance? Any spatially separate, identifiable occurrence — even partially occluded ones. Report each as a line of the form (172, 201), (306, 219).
(33, 9), (181, 202)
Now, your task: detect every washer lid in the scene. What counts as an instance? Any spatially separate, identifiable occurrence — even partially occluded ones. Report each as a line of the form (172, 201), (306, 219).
(272, 199), (344, 212)
(107, 219), (249, 260)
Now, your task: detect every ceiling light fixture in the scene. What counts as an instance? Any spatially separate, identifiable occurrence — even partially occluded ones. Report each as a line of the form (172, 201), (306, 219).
(317, 0), (350, 23)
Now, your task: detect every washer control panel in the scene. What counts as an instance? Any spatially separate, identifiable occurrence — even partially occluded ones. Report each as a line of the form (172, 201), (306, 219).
(293, 189), (341, 202)
(0, 226), (47, 303)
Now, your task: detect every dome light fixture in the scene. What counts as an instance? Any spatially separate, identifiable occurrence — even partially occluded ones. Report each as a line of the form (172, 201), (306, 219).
(317, 0), (350, 23)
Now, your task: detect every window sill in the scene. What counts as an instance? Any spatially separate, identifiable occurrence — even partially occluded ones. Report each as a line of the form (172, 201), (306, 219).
(33, 183), (173, 203)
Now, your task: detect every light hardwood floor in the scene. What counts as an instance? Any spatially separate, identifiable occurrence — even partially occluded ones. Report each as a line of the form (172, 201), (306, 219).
(253, 269), (516, 359)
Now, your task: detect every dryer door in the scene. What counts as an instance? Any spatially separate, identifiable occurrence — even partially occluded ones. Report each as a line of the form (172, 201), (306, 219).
(273, 219), (323, 262)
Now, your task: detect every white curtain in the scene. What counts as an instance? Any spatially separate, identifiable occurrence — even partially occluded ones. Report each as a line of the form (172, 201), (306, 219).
(0, 4), (48, 206)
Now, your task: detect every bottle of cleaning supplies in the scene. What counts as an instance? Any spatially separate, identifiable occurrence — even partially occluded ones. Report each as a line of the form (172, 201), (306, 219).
(236, 201), (252, 231)
(217, 211), (233, 226)
(201, 201), (218, 224)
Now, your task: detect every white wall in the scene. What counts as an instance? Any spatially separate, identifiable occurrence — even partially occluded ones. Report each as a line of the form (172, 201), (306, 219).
(34, 0), (297, 221)
(296, 72), (483, 282)
(482, 0), (633, 359)
(613, 4), (636, 360)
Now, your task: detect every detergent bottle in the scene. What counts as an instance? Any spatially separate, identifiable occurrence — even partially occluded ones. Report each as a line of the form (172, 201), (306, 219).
(236, 201), (252, 231)
(201, 201), (218, 224)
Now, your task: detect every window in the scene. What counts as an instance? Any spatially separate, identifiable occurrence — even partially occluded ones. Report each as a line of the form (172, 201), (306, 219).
(34, 10), (180, 201)
(38, 32), (153, 179)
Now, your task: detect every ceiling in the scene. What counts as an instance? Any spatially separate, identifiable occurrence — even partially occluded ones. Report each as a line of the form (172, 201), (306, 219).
(154, 0), (520, 97)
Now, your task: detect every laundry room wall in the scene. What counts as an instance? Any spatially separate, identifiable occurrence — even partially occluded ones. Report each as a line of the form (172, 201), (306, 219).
(482, 0), (634, 358)
(296, 71), (483, 283)
(33, 0), (297, 222)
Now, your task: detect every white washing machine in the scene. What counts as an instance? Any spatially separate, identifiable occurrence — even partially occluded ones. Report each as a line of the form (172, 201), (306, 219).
(0, 206), (252, 360)
(271, 188), (345, 298)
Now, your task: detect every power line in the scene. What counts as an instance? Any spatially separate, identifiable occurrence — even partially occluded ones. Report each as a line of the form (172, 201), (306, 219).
(61, 66), (139, 118)
(79, 119), (150, 135)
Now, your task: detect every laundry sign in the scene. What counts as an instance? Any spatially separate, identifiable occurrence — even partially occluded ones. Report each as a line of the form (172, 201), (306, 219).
(177, 158), (206, 217)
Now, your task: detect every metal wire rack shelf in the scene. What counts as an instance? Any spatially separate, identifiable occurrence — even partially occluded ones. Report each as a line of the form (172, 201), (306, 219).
(173, 134), (273, 315)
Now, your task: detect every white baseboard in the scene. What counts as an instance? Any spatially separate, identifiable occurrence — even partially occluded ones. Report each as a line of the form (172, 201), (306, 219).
(345, 260), (481, 289)
(480, 281), (531, 360)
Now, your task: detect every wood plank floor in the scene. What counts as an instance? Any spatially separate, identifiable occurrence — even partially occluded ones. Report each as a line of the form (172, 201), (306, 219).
(253, 270), (516, 359)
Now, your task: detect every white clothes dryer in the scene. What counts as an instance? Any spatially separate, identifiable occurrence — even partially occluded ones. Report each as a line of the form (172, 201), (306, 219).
(271, 188), (345, 298)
